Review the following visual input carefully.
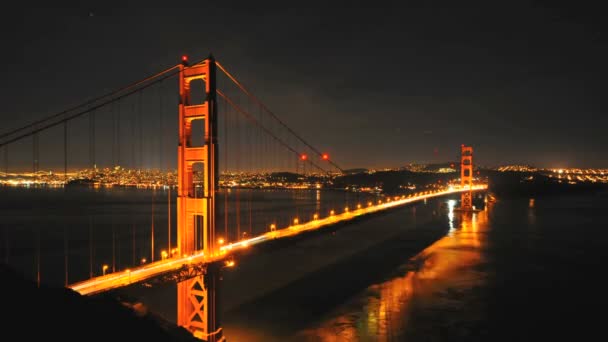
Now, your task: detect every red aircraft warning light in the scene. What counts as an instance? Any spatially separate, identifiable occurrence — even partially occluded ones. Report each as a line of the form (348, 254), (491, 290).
(300, 154), (308, 161)
(322, 153), (329, 160)
(181, 55), (189, 65)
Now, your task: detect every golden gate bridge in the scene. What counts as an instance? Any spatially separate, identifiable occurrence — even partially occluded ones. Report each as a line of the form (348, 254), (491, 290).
(0, 55), (485, 341)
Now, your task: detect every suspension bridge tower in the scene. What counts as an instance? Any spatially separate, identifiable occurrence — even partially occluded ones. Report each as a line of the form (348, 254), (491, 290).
(177, 55), (223, 341)
(460, 144), (474, 210)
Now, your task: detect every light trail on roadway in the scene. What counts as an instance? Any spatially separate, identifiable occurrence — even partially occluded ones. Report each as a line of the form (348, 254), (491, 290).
(69, 185), (487, 296)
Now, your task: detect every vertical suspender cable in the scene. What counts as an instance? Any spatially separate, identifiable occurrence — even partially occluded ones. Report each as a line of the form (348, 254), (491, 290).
(90, 110), (96, 168)
(117, 101), (121, 167)
(64, 121), (67, 184)
(223, 97), (228, 242)
(138, 92), (143, 169)
(151, 188), (155, 262)
(112, 224), (116, 273)
(159, 80), (163, 172)
(36, 229), (40, 288)
(64, 226), (68, 286)
(89, 217), (93, 278)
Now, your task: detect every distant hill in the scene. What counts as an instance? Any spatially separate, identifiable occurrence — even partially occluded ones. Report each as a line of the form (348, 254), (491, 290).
(332, 169), (456, 194)
(487, 171), (608, 197)
(342, 168), (368, 174)
(1, 264), (198, 342)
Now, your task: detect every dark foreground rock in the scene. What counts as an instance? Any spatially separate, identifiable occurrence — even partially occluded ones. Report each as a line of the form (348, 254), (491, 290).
(0, 264), (198, 342)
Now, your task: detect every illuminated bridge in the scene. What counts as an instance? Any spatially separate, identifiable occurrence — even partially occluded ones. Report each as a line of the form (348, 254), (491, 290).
(0, 55), (486, 341)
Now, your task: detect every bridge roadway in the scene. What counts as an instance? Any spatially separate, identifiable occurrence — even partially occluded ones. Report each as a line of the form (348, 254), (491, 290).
(69, 185), (487, 295)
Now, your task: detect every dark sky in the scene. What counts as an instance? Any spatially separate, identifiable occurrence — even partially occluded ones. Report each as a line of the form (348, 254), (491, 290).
(1, 1), (607, 169)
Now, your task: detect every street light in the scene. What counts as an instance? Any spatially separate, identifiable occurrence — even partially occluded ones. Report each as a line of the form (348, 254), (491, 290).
(171, 248), (179, 257)
(270, 223), (276, 231)
(293, 218), (299, 225)
(102, 264), (108, 276)
(330, 210), (335, 216)
(141, 258), (147, 264)
(161, 250), (168, 260)
(313, 213), (319, 220)
(218, 238), (225, 245)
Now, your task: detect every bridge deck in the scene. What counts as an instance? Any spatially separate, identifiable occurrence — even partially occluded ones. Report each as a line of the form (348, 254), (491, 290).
(69, 185), (487, 295)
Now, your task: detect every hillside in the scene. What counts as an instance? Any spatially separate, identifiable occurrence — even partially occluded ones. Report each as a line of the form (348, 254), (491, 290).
(1, 264), (198, 342)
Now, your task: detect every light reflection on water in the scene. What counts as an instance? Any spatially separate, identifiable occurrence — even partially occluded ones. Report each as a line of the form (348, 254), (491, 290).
(295, 201), (489, 341)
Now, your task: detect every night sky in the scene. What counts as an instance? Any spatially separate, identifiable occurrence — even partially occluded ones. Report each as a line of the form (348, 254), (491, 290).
(2, 2), (607, 169)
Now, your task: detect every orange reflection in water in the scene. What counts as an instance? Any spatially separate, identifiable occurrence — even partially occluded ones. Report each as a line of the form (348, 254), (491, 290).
(297, 204), (490, 342)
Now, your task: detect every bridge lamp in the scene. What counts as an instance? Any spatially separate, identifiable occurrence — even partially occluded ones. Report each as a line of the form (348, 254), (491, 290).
(344, 207), (349, 213)
(161, 250), (168, 260)
(270, 223), (276, 231)
(102, 264), (108, 276)
(313, 213), (319, 220)
(218, 238), (225, 245)
(330, 210), (335, 216)
(141, 258), (147, 264)
(293, 218), (299, 225)
(171, 248), (179, 256)
(368, 201), (372, 207)
(357, 204), (361, 209)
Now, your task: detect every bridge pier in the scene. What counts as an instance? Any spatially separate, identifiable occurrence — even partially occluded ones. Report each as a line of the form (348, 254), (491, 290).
(459, 145), (475, 211)
(178, 263), (223, 341)
(177, 55), (223, 341)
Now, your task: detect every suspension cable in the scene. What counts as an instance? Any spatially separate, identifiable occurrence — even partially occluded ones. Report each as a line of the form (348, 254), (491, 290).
(216, 61), (344, 173)
(0, 65), (180, 141)
(1, 56), (212, 148)
(217, 90), (328, 173)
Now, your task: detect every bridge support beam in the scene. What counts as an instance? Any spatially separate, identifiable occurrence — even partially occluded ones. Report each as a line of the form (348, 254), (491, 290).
(177, 55), (223, 341)
(460, 144), (473, 210)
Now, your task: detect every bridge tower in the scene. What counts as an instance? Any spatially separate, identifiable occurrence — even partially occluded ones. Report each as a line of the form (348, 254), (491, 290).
(460, 144), (473, 210)
(177, 55), (223, 341)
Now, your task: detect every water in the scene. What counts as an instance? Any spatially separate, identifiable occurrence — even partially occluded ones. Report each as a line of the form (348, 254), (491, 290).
(0, 186), (381, 286)
(217, 191), (608, 341)
(2, 187), (606, 341)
